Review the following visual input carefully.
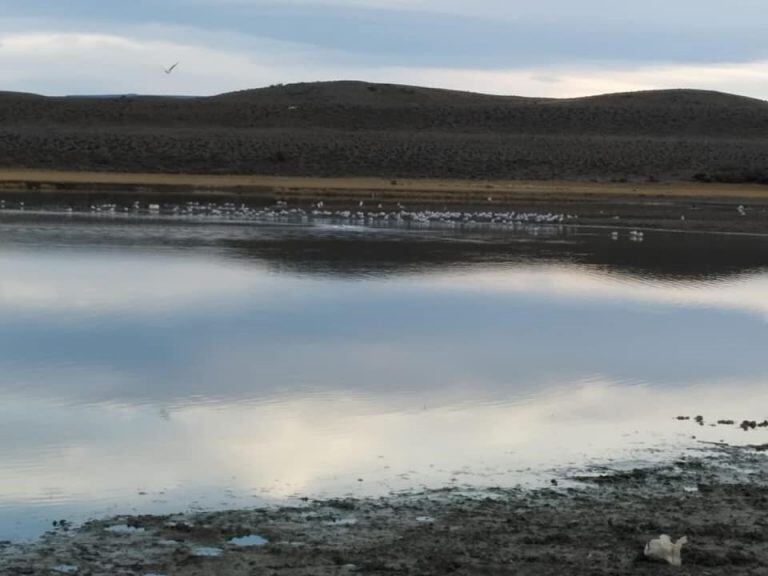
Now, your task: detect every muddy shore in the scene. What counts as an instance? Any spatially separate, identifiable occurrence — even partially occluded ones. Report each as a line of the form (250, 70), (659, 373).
(2, 444), (766, 575)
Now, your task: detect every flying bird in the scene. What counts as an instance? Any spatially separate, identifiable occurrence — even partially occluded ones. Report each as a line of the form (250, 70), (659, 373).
(164, 62), (179, 75)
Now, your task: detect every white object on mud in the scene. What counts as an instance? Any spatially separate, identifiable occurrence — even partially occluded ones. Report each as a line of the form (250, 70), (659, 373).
(191, 546), (223, 557)
(229, 534), (268, 547)
(324, 517), (358, 526)
(644, 534), (687, 566)
(105, 524), (145, 534)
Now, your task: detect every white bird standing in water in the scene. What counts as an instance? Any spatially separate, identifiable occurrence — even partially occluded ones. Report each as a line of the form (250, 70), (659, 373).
(164, 62), (179, 75)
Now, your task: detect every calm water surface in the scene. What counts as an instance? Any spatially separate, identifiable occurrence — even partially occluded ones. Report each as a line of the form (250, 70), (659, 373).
(2, 211), (768, 540)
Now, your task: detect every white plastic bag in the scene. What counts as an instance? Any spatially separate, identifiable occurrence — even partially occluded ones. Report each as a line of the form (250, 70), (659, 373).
(644, 534), (688, 566)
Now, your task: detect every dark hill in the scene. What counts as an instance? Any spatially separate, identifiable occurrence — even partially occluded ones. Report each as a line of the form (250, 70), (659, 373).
(0, 81), (767, 182)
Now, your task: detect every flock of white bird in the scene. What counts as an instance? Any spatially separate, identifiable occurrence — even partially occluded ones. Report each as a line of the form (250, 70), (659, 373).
(0, 199), (662, 242)
(51, 200), (579, 228)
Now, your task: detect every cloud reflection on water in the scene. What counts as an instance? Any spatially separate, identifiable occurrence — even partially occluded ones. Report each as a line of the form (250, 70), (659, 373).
(1, 220), (768, 539)
(0, 251), (766, 406)
(0, 375), (764, 507)
(1, 247), (768, 317)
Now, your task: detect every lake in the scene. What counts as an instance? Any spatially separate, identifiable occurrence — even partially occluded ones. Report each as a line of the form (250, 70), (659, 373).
(2, 209), (768, 540)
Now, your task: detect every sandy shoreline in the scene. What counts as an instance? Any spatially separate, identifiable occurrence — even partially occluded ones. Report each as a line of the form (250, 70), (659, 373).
(2, 444), (766, 575)
(1, 169), (768, 201)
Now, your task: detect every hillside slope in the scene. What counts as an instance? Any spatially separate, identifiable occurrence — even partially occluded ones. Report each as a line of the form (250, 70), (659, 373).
(0, 81), (767, 182)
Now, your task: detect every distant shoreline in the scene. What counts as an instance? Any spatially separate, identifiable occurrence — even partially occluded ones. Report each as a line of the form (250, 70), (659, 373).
(1, 169), (767, 202)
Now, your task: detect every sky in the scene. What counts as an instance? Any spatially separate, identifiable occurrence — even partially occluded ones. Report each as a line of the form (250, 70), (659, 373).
(0, 0), (767, 98)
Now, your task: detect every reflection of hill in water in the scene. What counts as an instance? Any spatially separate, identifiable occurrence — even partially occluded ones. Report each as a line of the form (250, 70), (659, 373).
(223, 226), (768, 281)
(1, 212), (767, 280)
(3, 215), (768, 408)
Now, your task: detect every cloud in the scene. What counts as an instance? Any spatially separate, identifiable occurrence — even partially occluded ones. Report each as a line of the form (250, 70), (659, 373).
(2, 1), (768, 96)
(0, 26), (767, 98)
(371, 60), (768, 99)
(0, 27), (345, 95)
(187, 0), (766, 25)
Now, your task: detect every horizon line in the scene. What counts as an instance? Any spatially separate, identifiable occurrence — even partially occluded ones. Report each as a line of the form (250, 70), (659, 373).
(1, 80), (765, 102)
